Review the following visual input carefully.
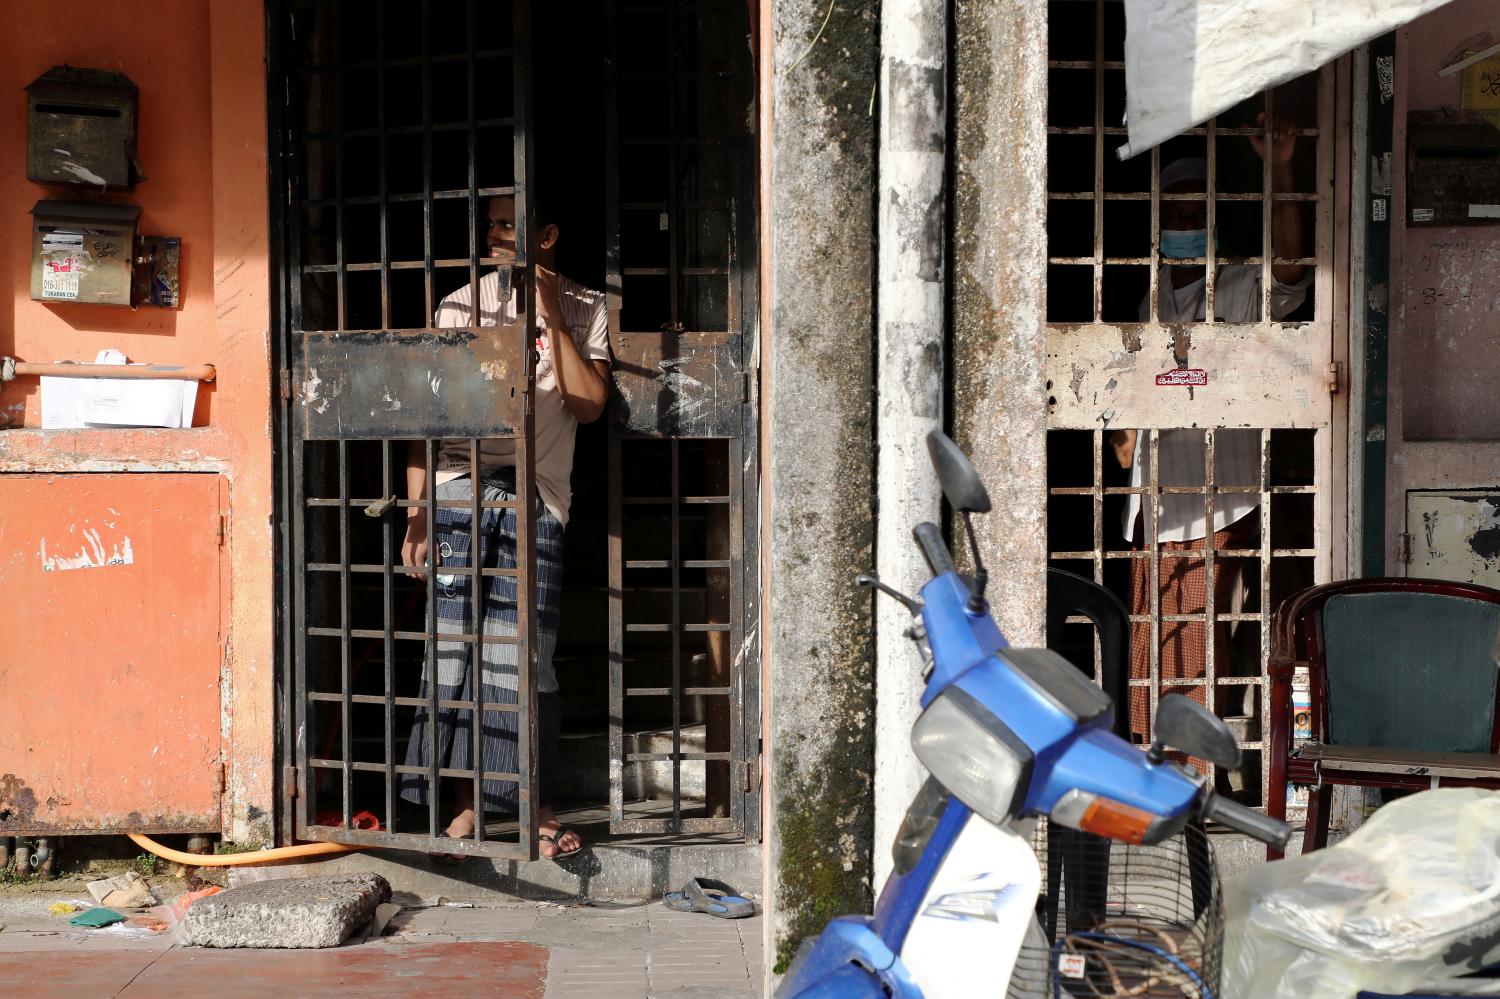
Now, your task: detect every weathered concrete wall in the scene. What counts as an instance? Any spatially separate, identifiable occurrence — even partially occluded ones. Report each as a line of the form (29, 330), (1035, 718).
(951, 0), (1049, 645)
(0, 0), (275, 843)
(873, 0), (946, 893)
(763, 0), (881, 979)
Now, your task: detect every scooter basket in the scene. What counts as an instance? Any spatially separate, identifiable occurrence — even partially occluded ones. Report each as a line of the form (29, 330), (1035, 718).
(1008, 819), (1223, 999)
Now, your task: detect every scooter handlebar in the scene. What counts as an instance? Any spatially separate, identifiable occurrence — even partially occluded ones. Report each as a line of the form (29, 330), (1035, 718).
(1202, 793), (1292, 849)
(913, 522), (955, 578)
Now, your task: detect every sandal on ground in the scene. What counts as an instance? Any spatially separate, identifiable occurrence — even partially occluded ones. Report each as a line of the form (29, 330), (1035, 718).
(662, 877), (755, 918)
(540, 827), (583, 859)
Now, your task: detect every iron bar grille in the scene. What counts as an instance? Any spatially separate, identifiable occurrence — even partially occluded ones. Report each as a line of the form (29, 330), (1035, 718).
(1044, 0), (1335, 812)
(604, 0), (759, 836)
(279, 0), (542, 860)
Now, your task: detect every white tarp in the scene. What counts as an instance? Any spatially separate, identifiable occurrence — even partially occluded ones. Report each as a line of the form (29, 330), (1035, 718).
(1119, 0), (1458, 160)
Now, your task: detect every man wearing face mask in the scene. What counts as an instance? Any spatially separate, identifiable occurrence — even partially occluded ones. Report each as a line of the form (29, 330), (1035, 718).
(1109, 118), (1309, 740)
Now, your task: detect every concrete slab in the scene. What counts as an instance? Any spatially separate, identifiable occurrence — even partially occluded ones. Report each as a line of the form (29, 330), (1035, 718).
(181, 873), (390, 949)
(228, 839), (760, 905)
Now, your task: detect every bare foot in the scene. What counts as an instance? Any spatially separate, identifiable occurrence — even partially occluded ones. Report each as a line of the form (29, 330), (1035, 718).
(444, 807), (477, 841)
(432, 793), (478, 863)
(538, 805), (582, 858)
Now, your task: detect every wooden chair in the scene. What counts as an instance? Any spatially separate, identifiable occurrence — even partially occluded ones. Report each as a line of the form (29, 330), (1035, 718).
(1267, 577), (1500, 860)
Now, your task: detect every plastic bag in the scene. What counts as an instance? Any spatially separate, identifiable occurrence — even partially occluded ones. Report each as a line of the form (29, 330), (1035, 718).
(1224, 789), (1500, 999)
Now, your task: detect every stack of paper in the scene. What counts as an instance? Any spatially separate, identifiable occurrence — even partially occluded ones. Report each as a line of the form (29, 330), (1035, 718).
(41, 350), (199, 429)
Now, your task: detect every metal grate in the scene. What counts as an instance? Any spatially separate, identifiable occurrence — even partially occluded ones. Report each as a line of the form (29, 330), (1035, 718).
(1043, 0), (1338, 808)
(603, 0), (760, 837)
(1044, 0), (1332, 329)
(609, 439), (745, 834)
(1047, 429), (1321, 804)
(274, 0), (542, 859)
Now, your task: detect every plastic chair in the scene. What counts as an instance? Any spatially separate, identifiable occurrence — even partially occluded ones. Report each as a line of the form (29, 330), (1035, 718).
(1045, 569), (1215, 926)
(1043, 569), (1128, 937)
(1045, 568), (1130, 736)
(1267, 577), (1500, 860)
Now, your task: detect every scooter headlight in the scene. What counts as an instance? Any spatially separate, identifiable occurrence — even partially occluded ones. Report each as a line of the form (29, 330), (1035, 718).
(911, 688), (1034, 825)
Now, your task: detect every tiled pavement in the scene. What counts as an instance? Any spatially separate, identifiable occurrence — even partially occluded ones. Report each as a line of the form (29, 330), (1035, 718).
(0, 890), (764, 998)
(394, 898), (764, 998)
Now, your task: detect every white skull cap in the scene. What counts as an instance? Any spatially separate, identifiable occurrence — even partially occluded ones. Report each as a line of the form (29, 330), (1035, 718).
(1160, 157), (1208, 190)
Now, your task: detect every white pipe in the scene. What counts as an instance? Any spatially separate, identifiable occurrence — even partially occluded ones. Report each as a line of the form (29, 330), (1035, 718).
(1438, 40), (1500, 77)
(874, 0), (947, 893)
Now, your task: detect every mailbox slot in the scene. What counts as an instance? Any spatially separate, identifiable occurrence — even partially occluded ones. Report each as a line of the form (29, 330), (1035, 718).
(26, 67), (140, 191)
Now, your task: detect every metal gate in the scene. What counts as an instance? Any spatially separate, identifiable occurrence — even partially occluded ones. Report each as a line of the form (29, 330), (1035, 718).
(604, 0), (760, 837)
(271, 0), (544, 859)
(1042, 0), (1345, 809)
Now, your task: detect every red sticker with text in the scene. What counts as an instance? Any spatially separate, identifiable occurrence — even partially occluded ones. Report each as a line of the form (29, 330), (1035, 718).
(1156, 368), (1208, 387)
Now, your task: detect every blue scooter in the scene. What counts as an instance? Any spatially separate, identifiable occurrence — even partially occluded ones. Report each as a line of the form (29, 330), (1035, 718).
(777, 431), (1291, 999)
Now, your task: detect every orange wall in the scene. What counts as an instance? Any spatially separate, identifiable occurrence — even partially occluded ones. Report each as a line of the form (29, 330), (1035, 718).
(0, 1), (275, 842)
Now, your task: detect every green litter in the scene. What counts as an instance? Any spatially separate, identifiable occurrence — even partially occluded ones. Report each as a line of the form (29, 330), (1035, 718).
(69, 907), (125, 928)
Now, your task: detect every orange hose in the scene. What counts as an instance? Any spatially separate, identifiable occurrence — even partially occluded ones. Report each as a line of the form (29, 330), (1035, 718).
(128, 833), (365, 866)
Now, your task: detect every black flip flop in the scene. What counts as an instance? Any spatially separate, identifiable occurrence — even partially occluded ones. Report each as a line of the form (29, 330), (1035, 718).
(540, 827), (583, 860)
(662, 877), (755, 918)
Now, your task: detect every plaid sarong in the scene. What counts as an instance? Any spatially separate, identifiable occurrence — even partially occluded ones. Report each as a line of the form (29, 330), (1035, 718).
(1128, 514), (1258, 743)
(400, 472), (564, 813)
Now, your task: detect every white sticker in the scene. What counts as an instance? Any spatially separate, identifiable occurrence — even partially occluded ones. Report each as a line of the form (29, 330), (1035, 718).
(41, 232), (83, 300)
(1376, 55), (1395, 103)
(1058, 953), (1087, 979)
(1372, 198), (1388, 223)
(1412, 208), (1437, 223)
(1469, 204), (1500, 218)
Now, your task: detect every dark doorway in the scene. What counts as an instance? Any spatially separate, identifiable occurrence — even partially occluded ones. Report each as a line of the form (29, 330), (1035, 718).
(270, 0), (760, 857)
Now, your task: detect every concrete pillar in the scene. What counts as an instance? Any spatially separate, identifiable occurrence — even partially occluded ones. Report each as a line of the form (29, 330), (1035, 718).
(763, 0), (881, 982)
(873, 0), (947, 893)
(951, 0), (1049, 647)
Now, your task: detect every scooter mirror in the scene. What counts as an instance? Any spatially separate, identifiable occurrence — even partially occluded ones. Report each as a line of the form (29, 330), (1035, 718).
(926, 431), (992, 514)
(1152, 694), (1242, 770)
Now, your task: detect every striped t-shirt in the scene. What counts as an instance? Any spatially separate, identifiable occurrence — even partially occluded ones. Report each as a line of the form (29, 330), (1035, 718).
(433, 270), (610, 527)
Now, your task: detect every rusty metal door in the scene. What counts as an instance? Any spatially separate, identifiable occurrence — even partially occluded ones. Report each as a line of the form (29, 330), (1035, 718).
(1042, 0), (1348, 812)
(0, 473), (223, 836)
(604, 0), (760, 837)
(271, 0), (543, 859)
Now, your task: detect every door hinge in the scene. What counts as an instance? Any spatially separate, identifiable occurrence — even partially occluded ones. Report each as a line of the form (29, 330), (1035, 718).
(215, 513), (227, 546)
(1399, 531), (1413, 565)
(1327, 361), (1342, 395)
(284, 766), (300, 799)
(741, 370), (753, 405)
(742, 758), (759, 793)
(218, 761), (227, 794)
(279, 368), (293, 401)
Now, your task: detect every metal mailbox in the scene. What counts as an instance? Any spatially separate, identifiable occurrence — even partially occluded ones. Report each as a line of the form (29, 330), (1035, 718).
(30, 200), (141, 307)
(27, 66), (140, 190)
(1407, 111), (1500, 226)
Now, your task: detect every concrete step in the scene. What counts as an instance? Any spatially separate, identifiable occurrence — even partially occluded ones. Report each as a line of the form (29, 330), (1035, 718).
(1222, 714), (1259, 744)
(557, 723), (714, 802)
(233, 805), (760, 904)
(230, 840), (760, 905)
